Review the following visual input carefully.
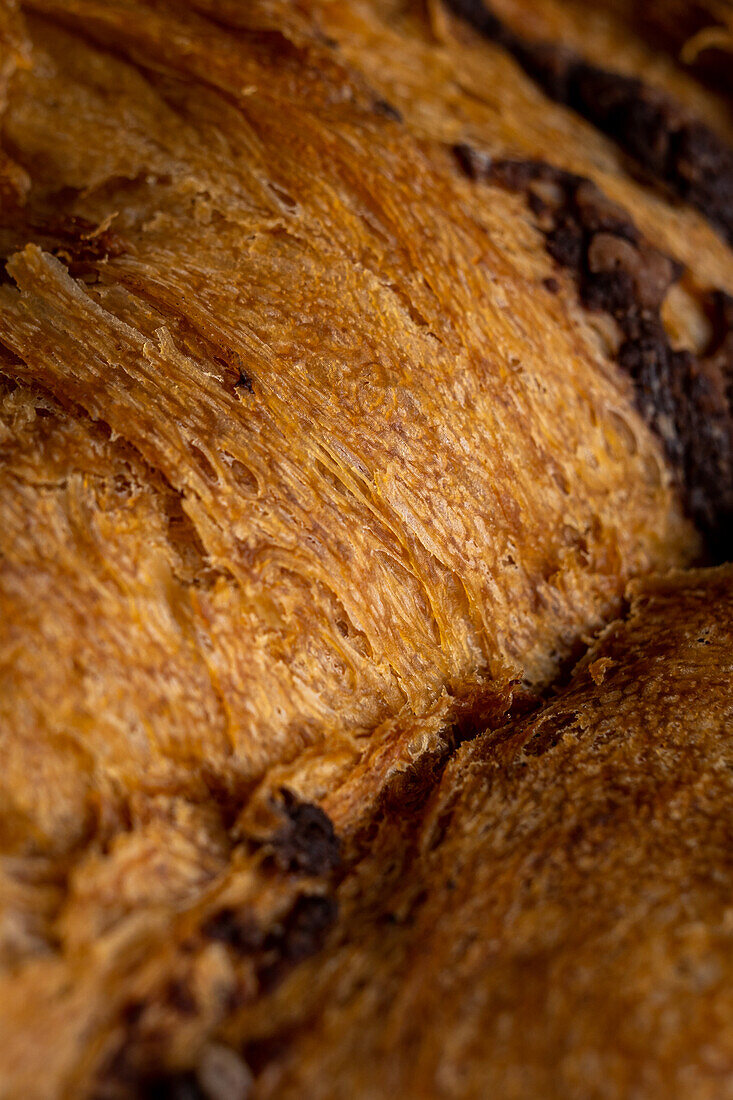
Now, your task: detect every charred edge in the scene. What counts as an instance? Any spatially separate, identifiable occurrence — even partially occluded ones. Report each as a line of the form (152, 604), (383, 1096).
(444, 0), (733, 247)
(455, 147), (733, 554)
(269, 788), (342, 876)
(215, 688), (531, 1084)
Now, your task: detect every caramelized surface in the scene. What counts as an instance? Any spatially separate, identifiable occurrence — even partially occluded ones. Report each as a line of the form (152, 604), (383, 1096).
(251, 568), (733, 1100)
(1, 1), (732, 1095)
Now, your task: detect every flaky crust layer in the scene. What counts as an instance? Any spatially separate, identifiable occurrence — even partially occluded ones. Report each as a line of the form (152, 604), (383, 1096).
(1, 1), (732, 1096)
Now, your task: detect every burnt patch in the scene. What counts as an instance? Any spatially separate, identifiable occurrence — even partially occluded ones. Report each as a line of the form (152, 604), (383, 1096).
(120, 1000), (146, 1027)
(273, 894), (338, 964)
(101, 888), (337, 1095)
(198, 795), (340, 980)
(258, 894), (338, 991)
(201, 906), (263, 954)
(242, 1027), (304, 1078)
(445, 0), (733, 247)
(455, 147), (733, 554)
(444, 0), (506, 41)
(269, 789), (341, 876)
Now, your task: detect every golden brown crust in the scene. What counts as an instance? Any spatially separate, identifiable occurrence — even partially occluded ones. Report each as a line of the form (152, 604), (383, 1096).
(248, 566), (733, 1100)
(1, 0), (732, 1096)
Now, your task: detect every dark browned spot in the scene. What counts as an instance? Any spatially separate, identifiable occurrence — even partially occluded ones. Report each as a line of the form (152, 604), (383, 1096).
(234, 370), (254, 394)
(373, 98), (403, 122)
(445, 0), (733, 247)
(140, 1071), (205, 1099)
(201, 906), (263, 954)
(269, 789), (341, 876)
(258, 893), (338, 991)
(0, 209), (128, 281)
(166, 979), (198, 1016)
(100, 888), (337, 1095)
(455, 147), (733, 554)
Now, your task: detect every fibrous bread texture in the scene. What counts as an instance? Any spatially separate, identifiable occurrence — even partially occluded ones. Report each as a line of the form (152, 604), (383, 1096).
(1, 0), (732, 1096)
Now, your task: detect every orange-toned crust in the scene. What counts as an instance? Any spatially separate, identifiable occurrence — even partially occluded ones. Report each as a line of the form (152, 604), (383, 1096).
(248, 566), (733, 1100)
(1, 0), (732, 1095)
